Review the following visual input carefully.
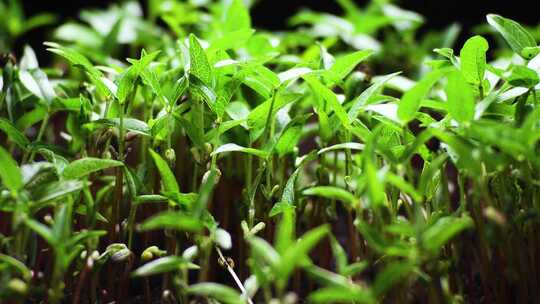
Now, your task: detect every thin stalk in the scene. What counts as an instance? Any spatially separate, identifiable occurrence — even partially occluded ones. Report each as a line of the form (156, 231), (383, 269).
(197, 239), (212, 283)
(144, 278), (151, 304)
(82, 181), (96, 229)
(127, 205), (137, 249)
(73, 257), (92, 304)
(263, 90), (277, 205)
(215, 247), (254, 304)
(25, 113), (49, 162)
(246, 153), (254, 227)
(263, 90), (277, 141)
(162, 111), (176, 290)
(111, 101), (125, 242)
(118, 102), (126, 161)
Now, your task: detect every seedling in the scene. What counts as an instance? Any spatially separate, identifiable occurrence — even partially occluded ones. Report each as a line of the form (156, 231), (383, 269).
(1, 0), (540, 303)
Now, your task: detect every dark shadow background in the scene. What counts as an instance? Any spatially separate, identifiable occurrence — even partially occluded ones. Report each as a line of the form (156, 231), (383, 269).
(17, 0), (539, 58)
(23, 0), (538, 31)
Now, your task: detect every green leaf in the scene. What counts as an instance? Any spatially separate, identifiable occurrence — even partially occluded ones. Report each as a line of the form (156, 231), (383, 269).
(0, 146), (23, 192)
(149, 149), (180, 193)
(208, 29), (255, 52)
(84, 118), (151, 136)
(268, 201), (296, 218)
(15, 107), (47, 131)
(0, 254), (32, 281)
(460, 35), (489, 85)
(223, 0), (251, 33)
(174, 113), (204, 147)
(53, 23), (101, 46)
(348, 72), (401, 121)
(30, 180), (84, 206)
(373, 261), (415, 296)
(140, 211), (203, 232)
(18, 69), (56, 103)
(132, 256), (198, 277)
(278, 225), (329, 285)
(329, 236), (348, 275)
(66, 230), (106, 248)
(397, 68), (448, 123)
(116, 71), (137, 104)
(275, 208), (295, 254)
(247, 92), (300, 130)
(117, 50), (161, 103)
(364, 139), (385, 207)
(162, 191), (198, 207)
(318, 142), (365, 155)
(319, 43), (335, 70)
(384, 172), (423, 202)
(189, 34), (212, 85)
(187, 283), (243, 304)
(62, 157), (123, 180)
(433, 47), (459, 68)
(278, 67), (313, 83)
(325, 49), (373, 82)
(25, 218), (55, 245)
(190, 74), (217, 107)
(522, 46), (540, 60)
(309, 286), (374, 304)
(22, 13), (56, 34)
(248, 236), (281, 266)
(44, 42), (111, 97)
(270, 166), (302, 217)
(20, 46), (38, 70)
(302, 186), (358, 207)
(343, 261), (369, 277)
(51, 201), (72, 244)
(487, 14), (536, 58)
(433, 129), (482, 175)
(445, 70), (475, 123)
(275, 114), (310, 156)
(0, 118), (29, 149)
(356, 220), (407, 255)
(193, 169), (220, 216)
(211, 143), (269, 158)
(305, 265), (351, 287)
(422, 215), (474, 253)
(504, 65), (540, 88)
(44, 42), (97, 75)
(304, 75), (350, 129)
(238, 64), (280, 99)
(164, 76), (188, 107)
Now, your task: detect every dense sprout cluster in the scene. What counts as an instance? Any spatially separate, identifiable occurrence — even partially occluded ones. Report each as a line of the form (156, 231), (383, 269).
(1, 0), (540, 303)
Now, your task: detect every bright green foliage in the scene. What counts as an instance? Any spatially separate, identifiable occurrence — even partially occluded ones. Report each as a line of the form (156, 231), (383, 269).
(1, 1), (540, 303)
(140, 211), (203, 232)
(398, 68), (449, 123)
(460, 35), (489, 85)
(62, 157), (123, 180)
(188, 283), (243, 304)
(0, 118), (29, 149)
(149, 149), (180, 193)
(0, 146), (22, 192)
(487, 14), (537, 58)
(189, 34), (212, 85)
(445, 70), (475, 123)
(223, 0), (251, 33)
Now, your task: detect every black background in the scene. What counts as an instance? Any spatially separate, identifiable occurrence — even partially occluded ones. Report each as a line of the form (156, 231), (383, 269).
(17, 0), (540, 54)
(23, 0), (538, 30)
